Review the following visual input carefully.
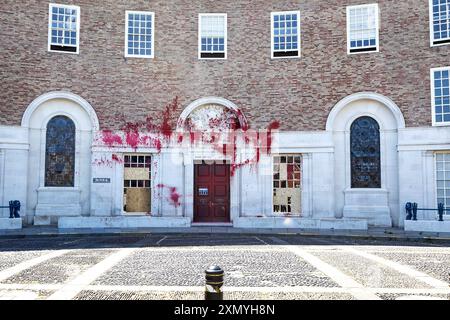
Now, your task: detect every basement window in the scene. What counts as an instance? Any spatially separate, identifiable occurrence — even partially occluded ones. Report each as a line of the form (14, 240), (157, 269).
(347, 4), (379, 54)
(430, 0), (450, 46)
(48, 3), (80, 54)
(125, 11), (154, 58)
(273, 155), (302, 216)
(271, 11), (301, 59)
(199, 14), (227, 59)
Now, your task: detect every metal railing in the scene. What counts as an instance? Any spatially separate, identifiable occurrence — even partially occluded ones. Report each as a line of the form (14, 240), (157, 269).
(405, 202), (449, 222)
(0, 200), (21, 219)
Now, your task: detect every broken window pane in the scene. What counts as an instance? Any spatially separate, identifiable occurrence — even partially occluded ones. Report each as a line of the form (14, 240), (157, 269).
(273, 155), (302, 216)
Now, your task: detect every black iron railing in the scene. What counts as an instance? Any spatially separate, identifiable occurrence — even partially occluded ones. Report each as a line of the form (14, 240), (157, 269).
(405, 202), (449, 222)
(0, 200), (21, 219)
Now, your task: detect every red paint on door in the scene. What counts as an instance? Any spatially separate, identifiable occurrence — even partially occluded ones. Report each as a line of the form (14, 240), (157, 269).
(194, 161), (230, 223)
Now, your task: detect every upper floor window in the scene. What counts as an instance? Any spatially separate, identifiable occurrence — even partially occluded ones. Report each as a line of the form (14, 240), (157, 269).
(48, 3), (80, 54)
(430, 0), (450, 46)
(271, 11), (301, 59)
(431, 67), (450, 125)
(199, 14), (227, 59)
(125, 11), (154, 58)
(346, 4), (379, 54)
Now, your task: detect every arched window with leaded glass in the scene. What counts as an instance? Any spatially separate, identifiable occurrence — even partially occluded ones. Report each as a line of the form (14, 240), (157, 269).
(45, 115), (76, 187)
(350, 116), (381, 189)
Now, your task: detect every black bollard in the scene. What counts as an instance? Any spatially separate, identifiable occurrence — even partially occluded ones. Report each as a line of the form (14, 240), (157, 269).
(205, 265), (224, 300)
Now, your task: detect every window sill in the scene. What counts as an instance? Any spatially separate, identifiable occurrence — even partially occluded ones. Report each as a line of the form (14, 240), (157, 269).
(347, 48), (379, 55)
(344, 188), (388, 194)
(48, 49), (79, 55)
(430, 41), (450, 48)
(124, 55), (154, 59)
(432, 122), (450, 127)
(37, 187), (81, 192)
(271, 55), (301, 60)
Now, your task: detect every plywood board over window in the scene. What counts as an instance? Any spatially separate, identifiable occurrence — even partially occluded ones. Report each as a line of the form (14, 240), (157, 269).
(273, 155), (302, 216)
(123, 154), (151, 214)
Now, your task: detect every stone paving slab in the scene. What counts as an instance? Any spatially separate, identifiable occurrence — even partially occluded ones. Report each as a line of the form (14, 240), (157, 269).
(93, 247), (339, 288)
(368, 251), (450, 284)
(0, 251), (47, 273)
(311, 251), (431, 289)
(2, 249), (115, 285)
(0, 289), (55, 300)
(74, 290), (355, 300)
(377, 293), (449, 300)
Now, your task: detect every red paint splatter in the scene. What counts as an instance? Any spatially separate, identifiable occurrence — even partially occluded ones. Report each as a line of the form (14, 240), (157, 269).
(266, 120), (280, 155)
(156, 184), (181, 208)
(267, 120), (280, 131)
(97, 98), (281, 194)
(101, 130), (123, 147)
(112, 154), (123, 163)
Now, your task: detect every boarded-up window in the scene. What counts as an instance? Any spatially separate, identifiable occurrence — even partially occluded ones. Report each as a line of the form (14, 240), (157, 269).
(123, 155), (151, 213)
(45, 116), (75, 187)
(273, 155), (301, 215)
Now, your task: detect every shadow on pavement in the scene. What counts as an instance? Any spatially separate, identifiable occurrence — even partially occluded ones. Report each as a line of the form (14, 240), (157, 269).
(0, 233), (449, 252)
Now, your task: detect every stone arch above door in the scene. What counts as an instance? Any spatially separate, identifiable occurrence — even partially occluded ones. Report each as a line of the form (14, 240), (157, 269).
(177, 97), (248, 131)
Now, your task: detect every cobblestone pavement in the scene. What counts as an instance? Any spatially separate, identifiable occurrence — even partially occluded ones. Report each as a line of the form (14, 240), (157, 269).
(0, 234), (448, 300)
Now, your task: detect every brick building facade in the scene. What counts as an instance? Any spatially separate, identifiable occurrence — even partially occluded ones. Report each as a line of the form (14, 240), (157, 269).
(0, 0), (449, 231)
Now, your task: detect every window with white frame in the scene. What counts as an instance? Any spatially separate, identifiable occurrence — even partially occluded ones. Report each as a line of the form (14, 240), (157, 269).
(436, 153), (450, 212)
(48, 3), (80, 54)
(271, 11), (300, 58)
(430, 0), (450, 46)
(347, 4), (379, 54)
(199, 14), (227, 59)
(431, 67), (450, 125)
(125, 11), (154, 58)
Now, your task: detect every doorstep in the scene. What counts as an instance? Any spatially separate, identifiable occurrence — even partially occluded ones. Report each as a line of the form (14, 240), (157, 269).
(191, 223), (233, 227)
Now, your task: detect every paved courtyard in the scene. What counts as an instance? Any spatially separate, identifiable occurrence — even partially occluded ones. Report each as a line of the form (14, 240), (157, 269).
(0, 234), (448, 300)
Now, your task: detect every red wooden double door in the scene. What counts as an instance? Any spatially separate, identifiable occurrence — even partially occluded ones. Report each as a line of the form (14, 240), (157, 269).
(194, 161), (230, 223)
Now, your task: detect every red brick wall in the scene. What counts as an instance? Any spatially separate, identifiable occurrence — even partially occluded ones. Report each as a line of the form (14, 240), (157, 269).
(0, 0), (448, 130)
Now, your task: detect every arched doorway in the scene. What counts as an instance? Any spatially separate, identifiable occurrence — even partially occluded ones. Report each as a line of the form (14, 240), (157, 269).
(177, 97), (247, 224)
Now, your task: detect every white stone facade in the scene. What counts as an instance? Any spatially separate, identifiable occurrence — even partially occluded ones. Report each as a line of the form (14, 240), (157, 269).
(0, 91), (449, 232)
